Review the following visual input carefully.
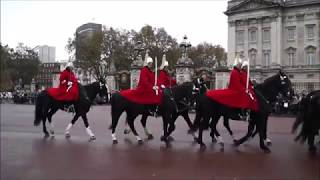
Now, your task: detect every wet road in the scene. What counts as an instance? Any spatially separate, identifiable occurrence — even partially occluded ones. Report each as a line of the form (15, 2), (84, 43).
(1, 103), (319, 180)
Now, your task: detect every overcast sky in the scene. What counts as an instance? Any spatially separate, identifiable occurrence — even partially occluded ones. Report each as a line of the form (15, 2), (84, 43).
(1, 0), (228, 61)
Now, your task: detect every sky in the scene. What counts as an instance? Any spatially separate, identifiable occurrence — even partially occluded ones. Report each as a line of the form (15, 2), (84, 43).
(1, 0), (228, 61)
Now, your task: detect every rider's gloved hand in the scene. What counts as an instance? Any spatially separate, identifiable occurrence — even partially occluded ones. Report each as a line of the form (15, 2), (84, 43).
(152, 86), (159, 91)
(67, 81), (73, 86)
(160, 84), (165, 89)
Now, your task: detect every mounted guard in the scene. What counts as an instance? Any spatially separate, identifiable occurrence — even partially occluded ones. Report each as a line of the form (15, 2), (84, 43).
(120, 56), (162, 105)
(205, 56), (259, 120)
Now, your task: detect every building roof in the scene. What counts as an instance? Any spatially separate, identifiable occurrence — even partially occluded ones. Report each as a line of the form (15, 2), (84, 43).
(225, 0), (320, 15)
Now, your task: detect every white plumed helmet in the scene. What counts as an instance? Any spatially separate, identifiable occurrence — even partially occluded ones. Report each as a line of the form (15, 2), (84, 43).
(66, 61), (73, 68)
(241, 60), (249, 68)
(144, 57), (153, 66)
(233, 55), (242, 67)
(160, 54), (169, 70)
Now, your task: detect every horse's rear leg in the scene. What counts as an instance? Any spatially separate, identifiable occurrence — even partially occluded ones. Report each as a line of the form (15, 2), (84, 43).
(181, 111), (195, 136)
(223, 116), (235, 141)
(210, 116), (224, 146)
(111, 110), (123, 144)
(234, 120), (255, 147)
(127, 114), (143, 144)
(65, 114), (80, 138)
(42, 118), (49, 138)
(123, 116), (131, 134)
(197, 116), (210, 149)
(308, 134), (316, 153)
(47, 108), (58, 136)
(140, 114), (153, 140)
(81, 114), (96, 141)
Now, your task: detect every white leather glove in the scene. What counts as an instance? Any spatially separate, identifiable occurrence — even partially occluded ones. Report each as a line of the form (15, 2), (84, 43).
(160, 84), (165, 89)
(61, 80), (67, 84)
(67, 81), (73, 86)
(152, 86), (159, 91)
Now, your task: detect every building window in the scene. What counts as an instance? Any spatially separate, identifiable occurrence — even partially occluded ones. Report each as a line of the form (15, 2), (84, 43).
(263, 28), (270, 42)
(305, 47), (316, 65)
(249, 30), (257, 42)
(305, 25), (315, 39)
(249, 49), (257, 66)
(263, 50), (271, 67)
(287, 27), (295, 41)
(236, 30), (244, 44)
(288, 52), (295, 66)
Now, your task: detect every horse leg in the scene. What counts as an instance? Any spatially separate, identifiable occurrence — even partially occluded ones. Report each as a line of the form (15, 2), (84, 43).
(127, 114), (143, 144)
(210, 116), (224, 146)
(81, 114), (96, 141)
(42, 117), (49, 138)
(256, 117), (270, 153)
(223, 116), (235, 142)
(65, 114), (80, 138)
(111, 109), (123, 144)
(140, 113), (153, 140)
(263, 116), (272, 146)
(181, 110), (193, 134)
(234, 120), (255, 147)
(308, 134), (316, 153)
(123, 115), (131, 134)
(47, 108), (58, 136)
(197, 116), (210, 149)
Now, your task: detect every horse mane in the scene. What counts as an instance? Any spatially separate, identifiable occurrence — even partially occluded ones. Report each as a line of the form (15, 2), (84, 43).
(255, 73), (281, 102)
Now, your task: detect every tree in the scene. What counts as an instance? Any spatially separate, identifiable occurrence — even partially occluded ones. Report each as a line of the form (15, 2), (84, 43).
(0, 43), (40, 90)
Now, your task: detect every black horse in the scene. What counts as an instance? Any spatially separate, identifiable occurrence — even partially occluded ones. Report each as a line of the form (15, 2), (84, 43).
(109, 82), (200, 144)
(34, 80), (109, 140)
(196, 71), (292, 153)
(292, 90), (320, 153)
(121, 79), (207, 140)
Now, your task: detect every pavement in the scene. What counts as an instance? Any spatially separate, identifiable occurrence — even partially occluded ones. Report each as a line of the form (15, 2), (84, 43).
(1, 103), (319, 180)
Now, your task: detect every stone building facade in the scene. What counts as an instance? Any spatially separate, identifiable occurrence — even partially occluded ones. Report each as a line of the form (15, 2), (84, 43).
(225, 0), (320, 94)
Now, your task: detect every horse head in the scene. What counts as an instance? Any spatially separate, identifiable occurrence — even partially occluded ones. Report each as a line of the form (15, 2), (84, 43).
(97, 78), (109, 99)
(278, 70), (293, 100)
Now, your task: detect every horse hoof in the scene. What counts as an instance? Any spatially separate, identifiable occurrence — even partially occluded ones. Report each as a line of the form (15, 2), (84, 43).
(263, 147), (271, 154)
(266, 141), (272, 146)
(168, 136), (174, 142)
(138, 140), (144, 145)
(160, 136), (167, 142)
(90, 136), (96, 141)
(49, 130), (55, 135)
(65, 133), (71, 138)
(124, 129), (131, 134)
(309, 146), (317, 153)
(219, 142), (224, 147)
(212, 138), (217, 143)
(233, 140), (240, 147)
(113, 140), (118, 144)
(200, 143), (206, 150)
(147, 134), (154, 140)
(194, 137), (198, 142)
(187, 129), (194, 134)
(44, 133), (50, 138)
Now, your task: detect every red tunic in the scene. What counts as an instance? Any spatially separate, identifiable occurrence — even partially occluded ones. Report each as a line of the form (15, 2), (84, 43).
(120, 66), (162, 105)
(158, 70), (177, 88)
(206, 67), (259, 111)
(47, 69), (79, 101)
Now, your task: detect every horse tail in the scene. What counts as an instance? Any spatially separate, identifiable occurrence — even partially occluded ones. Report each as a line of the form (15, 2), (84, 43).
(34, 91), (45, 126)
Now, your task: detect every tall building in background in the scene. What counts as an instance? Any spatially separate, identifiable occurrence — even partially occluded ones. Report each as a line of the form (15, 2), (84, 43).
(75, 23), (103, 84)
(75, 23), (102, 61)
(225, 0), (320, 93)
(33, 45), (56, 63)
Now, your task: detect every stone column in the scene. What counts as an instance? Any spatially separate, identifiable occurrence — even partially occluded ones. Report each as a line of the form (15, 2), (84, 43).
(296, 12), (305, 66)
(228, 20), (236, 66)
(270, 13), (282, 68)
(256, 17), (263, 68)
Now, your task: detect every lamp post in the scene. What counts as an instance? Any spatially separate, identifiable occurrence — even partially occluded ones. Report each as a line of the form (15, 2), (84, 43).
(175, 35), (194, 84)
(130, 41), (145, 89)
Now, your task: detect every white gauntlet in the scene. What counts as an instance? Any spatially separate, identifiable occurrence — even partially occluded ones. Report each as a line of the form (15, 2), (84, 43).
(152, 86), (159, 91)
(160, 84), (165, 89)
(67, 81), (73, 86)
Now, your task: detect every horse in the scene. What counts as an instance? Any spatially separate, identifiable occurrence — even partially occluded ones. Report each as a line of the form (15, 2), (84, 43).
(292, 90), (320, 153)
(195, 70), (293, 153)
(121, 80), (207, 141)
(34, 80), (109, 140)
(109, 81), (201, 144)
